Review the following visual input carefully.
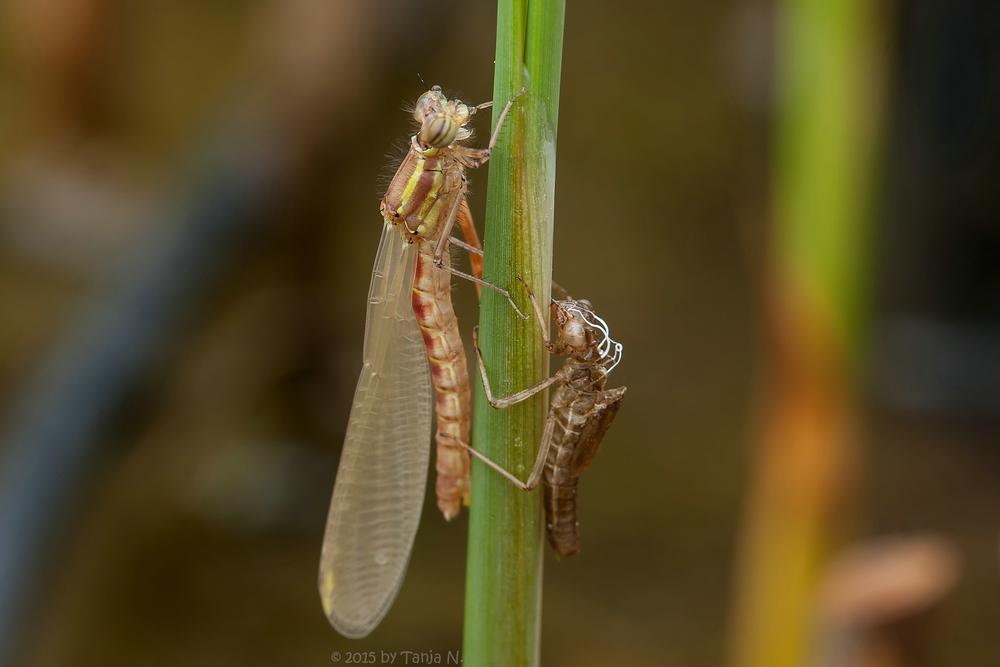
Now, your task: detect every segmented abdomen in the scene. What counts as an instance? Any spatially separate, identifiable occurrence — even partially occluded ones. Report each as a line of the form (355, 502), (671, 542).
(411, 245), (471, 520)
(543, 480), (581, 558)
(542, 404), (580, 558)
(543, 395), (584, 558)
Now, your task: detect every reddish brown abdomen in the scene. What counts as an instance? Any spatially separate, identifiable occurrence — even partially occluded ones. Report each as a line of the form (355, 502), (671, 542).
(412, 245), (471, 520)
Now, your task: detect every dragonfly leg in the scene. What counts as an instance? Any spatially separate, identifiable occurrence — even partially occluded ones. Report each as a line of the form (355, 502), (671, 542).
(472, 325), (562, 408)
(523, 416), (557, 490)
(485, 88), (525, 154)
(462, 444), (529, 490)
(550, 279), (570, 300)
(453, 88), (525, 168)
(445, 245), (563, 323)
(515, 276), (552, 347)
(432, 181), (468, 264)
(428, 199), (483, 298)
(459, 410), (555, 492)
(468, 100), (493, 116)
(448, 236), (483, 257)
(439, 262), (528, 320)
(456, 198), (483, 289)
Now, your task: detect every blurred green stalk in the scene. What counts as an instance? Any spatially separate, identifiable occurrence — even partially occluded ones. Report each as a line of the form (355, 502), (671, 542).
(729, 1), (886, 666)
(463, 0), (565, 665)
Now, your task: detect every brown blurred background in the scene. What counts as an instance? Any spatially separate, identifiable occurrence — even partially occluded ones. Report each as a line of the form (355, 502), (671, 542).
(0, 0), (998, 666)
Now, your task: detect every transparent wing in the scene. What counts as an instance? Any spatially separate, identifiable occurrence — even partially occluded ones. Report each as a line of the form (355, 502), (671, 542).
(318, 223), (432, 638)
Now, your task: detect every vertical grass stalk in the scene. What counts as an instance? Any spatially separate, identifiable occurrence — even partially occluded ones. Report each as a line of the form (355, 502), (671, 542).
(463, 0), (565, 665)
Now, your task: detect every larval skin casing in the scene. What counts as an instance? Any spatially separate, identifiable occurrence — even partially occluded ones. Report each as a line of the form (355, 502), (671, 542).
(466, 294), (626, 558)
(542, 361), (625, 558)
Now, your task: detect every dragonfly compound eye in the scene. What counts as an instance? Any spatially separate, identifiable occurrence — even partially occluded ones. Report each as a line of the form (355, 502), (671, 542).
(420, 115), (459, 148)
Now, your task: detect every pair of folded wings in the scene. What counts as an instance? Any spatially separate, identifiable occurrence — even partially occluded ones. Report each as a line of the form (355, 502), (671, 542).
(318, 223), (432, 639)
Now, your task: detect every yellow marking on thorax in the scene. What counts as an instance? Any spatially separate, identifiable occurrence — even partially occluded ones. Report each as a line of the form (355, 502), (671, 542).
(417, 174), (443, 224)
(397, 157), (425, 216)
(397, 152), (446, 237)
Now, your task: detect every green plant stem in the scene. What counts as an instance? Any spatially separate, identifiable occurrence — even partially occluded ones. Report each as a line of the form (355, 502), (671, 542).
(463, 0), (565, 665)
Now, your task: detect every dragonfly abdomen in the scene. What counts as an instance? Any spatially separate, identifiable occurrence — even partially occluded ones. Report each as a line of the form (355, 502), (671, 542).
(544, 432), (581, 559)
(412, 245), (471, 520)
(543, 479), (580, 558)
(543, 399), (587, 558)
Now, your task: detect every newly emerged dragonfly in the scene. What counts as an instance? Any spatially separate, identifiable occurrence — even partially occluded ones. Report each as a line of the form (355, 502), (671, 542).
(319, 86), (523, 638)
(466, 280), (626, 558)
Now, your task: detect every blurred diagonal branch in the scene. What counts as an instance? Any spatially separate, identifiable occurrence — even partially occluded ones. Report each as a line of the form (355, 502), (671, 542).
(728, 1), (889, 666)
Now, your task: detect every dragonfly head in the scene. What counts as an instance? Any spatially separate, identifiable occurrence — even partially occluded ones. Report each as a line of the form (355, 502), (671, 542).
(551, 300), (623, 372)
(414, 86), (472, 150)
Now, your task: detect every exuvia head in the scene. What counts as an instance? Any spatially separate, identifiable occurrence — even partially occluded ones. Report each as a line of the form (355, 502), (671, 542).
(413, 85), (473, 150)
(551, 300), (623, 372)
